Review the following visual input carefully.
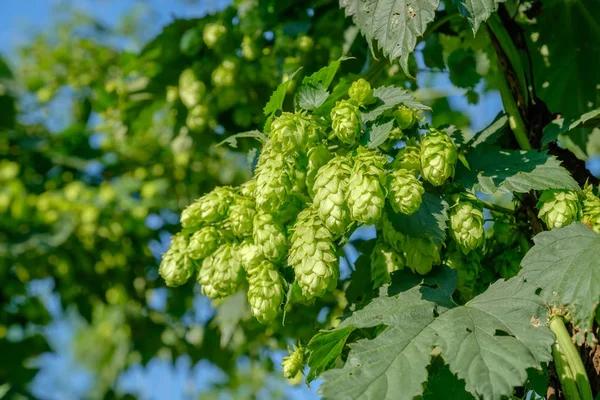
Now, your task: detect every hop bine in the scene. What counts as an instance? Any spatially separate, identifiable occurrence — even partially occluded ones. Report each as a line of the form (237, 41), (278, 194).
(159, 233), (195, 287)
(420, 128), (458, 186)
(537, 189), (580, 230)
(198, 242), (243, 299)
(306, 145), (333, 196)
(449, 197), (485, 254)
(330, 100), (362, 145)
(387, 168), (424, 215)
(246, 260), (284, 324)
(346, 147), (387, 225)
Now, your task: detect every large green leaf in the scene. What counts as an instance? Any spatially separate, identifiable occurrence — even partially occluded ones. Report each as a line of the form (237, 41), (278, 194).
(320, 270), (553, 400)
(542, 108), (600, 145)
(452, 0), (504, 32)
(520, 223), (600, 344)
(339, 0), (440, 74)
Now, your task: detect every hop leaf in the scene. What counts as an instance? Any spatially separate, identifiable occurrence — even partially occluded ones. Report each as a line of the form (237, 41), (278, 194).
(203, 22), (227, 48)
(392, 145), (421, 176)
(159, 233), (195, 287)
(228, 195), (256, 237)
(346, 147), (387, 225)
(370, 240), (404, 288)
(404, 236), (440, 275)
(198, 242), (243, 299)
(312, 155), (353, 236)
(247, 260), (284, 323)
(270, 112), (320, 154)
(181, 186), (235, 228)
(188, 226), (221, 260)
(254, 142), (295, 213)
(582, 185), (600, 233)
(387, 168), (424, 215)
(289, 208), (339, 299)
(420, 128), (458, 187)
(306, 145), (333, 196)
(379, 211), (406, 252)
(393, 105), (419, 130)
(331, 100), (362, 145)
(282, 344), (306, 379)
(449, 198), (485, 254)
(348, 78), (374, 106)
(253, 212), (288, 262)
(537, 189), (580, 230)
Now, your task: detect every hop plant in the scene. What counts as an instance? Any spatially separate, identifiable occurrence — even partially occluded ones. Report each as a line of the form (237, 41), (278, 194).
(450, 198), (485, 254)
(288, 208), (339, 299)
(203, 22), (227, 48)
(346, 148), (387, 225)
(537, 189), (580, 230)
(312, 155), (353, 236)
(159, 234), (195, 287)
(188, 226), (221, 260)
(253, 212), (288, 262)
(393, 105), (419, 130)
(228, 195), (256, 237)
(348, 78), (374, 106)
(331, 100), (362, 145)
(181, 187), (235, 228)
(404, 236), (440, 275)
(392, 145), (421, 176)
(198, 242), (243, 299)
(387, 168), (424, 215)
(581, 185), (600, 233)
(371, 240), (404, 288)
(282, 344), (306, 379)
(254, 142), (295, 213)
(270, 112), (319, 154)
(420, 128), (458, 187)
(306, 145), (333, 195)
(247, 260), (284, 323)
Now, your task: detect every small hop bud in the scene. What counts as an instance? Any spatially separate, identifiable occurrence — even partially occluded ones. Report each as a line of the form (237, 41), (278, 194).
(253, 212), (288, 262)
(282, 344), (306, 379)
(198, 242), (243, 299)
(420, 128), (458, 186)
(537, 189), (580, 230)
(331, 100), (362, 145)
(450, 199), (485, 254)
(203, 22), (227, 48)
(239, 179), (257, 198)
(159, 234), (195, 287)
(228, 195), (256, 237)
(581, 185), (600, 233)
(346, 148), (387, 225)
(388, 169), (424, 215)
(306, 145), (333, 196)
(289, 208), (339, 299)
(188, 226), (221, 260)
(404, 236), (440, 275)
(270, 112), (320, 154)
(247, 260), (284, 323)
(392, 145), (421, 176)
(179, 68), (206, 109)
(348, 78), (374, 106)
(370, 240), (404, 288)
(181, 186), (235, 228)
(313, 155), (353, 236)
(393, 105), (419, 130)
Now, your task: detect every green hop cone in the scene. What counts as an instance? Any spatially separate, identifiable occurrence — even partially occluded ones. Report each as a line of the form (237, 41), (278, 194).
(181, 186), (235, 228)
(247, 260), (284, 323)
(404, 236), (440, 275)
(253, 212), (287, 262)
(380, 212), (406, 252)
(370, 240), (404, 288)
(330, 100), (362, 145)
(387, 168), (424, 215)
(537, 189), (580, 230)
(228, 195), (256, 237)
(254, 142), (295, 213)
(239, 179), (256, 198)
(179, 68), (206, 109)
(188, 226), (221, 260)
(239, 239), (263, 276)
(348, 78), (374, 106)
(211, 59), (236, 87)
(270, 112), (320, 154)
(446, 248), (481, 303)
(159, 233), (195, 287)
(288, 208), (339, 299)
(312, 155), (353, 236)
(420, 128), (458, 186)
(186, 104), (210, 132)
(346, 147), (387, 225)
(393, 105), (419, 130)
(202, 22), (227, 48)
(306, 144), (333, 196)
(392, 145), (421, 176)
(282, 344), (305, 379)
(582, 185), (600, 233)
(241, 35), (259, 60)
(198, 242), (243, 299)
(450, 199), (485, 254)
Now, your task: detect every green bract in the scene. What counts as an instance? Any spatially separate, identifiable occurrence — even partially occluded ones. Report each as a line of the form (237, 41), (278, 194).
(198, 242), (242, 299)
(420, 128), (458, 186)
(346, 147), (387, 225)
(306, 144), (333, 196)
(188, 226), (221, 260)
(537, 189), (580, 230)
(159, 234), (195, 287)
(246, 260), (284, 323)
(330, 99), (362, 145)
(180, 186), (235, 228)
(387, 168), (424, 215)
(254, 142), (295, 214)
(348, 78), (374, 106)
(582, 185), (600, 233)
(450, 199), (485, 254)
(370, 240), (404, 288)
(253, 212), (287, 262)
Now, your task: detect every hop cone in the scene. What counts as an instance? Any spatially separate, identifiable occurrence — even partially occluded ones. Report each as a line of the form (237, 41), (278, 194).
(393, 105), (418, 130)
(392, 145), (421, 176)
(270, 112), (319, 154)
(203, 22), (226, 48)
(228, 195), (256, 237)
(537, 189), (580, 230)
(450, 199), (485, 254)
(404, 236), (440, 275)
(380, 212), (406, 252)
(446, 249), (481, 303)
(306, 145), (333, 196)
(254, 142), (295, 213)
(420, 128), (458, 186)
(312, 155), (353, 236)
(582, 185), (600, 233)
(253, 212), (287, 262)
(159, 234), (195, 287)
(387, 169), (424, 215)
(188, 226), (221, 260)
(282, 345), (305, 379)
(179, 68), (206, 109)
(348, 78), (374, 106)
(331, 100), (362, 145)
(247, 260), (284, 323)
(198, 242), (242, 299)
(211, 60), (236, 87)
(289, 208), (338, 299)
(239, 240), (263, 275)
(181, 186), (235, 228)
(370, 240), (404, 288)
(346, 148), (387, 225)
(186, 104), (210, 132)
(239, 179), (256, 198)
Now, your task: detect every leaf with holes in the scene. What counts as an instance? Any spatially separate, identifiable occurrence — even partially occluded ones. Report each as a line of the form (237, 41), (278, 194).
(361, 85), (430, 123)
